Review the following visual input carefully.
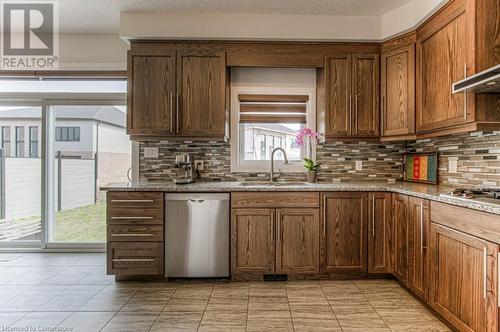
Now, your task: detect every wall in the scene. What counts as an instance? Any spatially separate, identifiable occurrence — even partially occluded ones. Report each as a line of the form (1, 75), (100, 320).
(407, 131), (500, 187)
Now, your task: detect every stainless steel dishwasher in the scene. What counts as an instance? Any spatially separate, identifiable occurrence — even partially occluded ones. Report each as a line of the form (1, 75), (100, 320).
(164, 193), (229, 278)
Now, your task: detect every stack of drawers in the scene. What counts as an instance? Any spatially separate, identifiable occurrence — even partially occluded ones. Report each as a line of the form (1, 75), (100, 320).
(106, 191), (164, 277)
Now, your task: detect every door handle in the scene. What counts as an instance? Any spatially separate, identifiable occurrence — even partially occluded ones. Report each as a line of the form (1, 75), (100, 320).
(464, 64), (467, 121)
(176, 93), (180, 133)
(349, 94), (352, 134)
(110, 233), (154, 237)
(110, 216), (154, 220)
(484, 247), (488, 300)
(110, 199), (154, 203)
(371, 196), (375, 237)
(323, 196), (326, 237)
(420, 202), (424, 254)
(170, 92), (174, 132)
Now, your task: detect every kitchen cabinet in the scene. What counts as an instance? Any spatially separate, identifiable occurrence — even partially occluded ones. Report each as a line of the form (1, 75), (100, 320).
(231, 208), (275, 276)
(416, 0), (500, 137)
(368, 192), (392, 274)
(380, 34), (416, 141)
(231, 192), (320, 280)
(276, 208), (320, 275)
(323, 53), (379, 139)
(106, 191), (165, 278)
(429, 223), (498, 332)
(322, 192), (368, 275)
(408, 197), (430, 300)
(128, 47), (228, 140)
(392, 193), (409, 284)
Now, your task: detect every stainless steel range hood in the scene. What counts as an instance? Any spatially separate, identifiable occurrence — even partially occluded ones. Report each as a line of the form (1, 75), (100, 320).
(452, 64), (500, 94)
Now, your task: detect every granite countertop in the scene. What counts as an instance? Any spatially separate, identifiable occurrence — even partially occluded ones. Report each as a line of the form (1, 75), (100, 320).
(101, 181), (500, 215)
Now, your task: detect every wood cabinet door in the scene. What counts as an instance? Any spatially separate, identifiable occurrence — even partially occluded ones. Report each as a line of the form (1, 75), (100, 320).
(322, 192), (368, 275)
(429, 223), (498, 332)
(352, 54), (379, 137)
(128, 53), (176, 136)
(368, 192), (392, 274)
(416, 0), (475, 133)
(276, 208), (320, 275)
(176, 51), (226, 137)
(393, 194), (409, 284)
(381, 45), (415, 137)
(231, 209), (275, 275)
(408, 197), (430, 300)
(325, 54), (352, 137)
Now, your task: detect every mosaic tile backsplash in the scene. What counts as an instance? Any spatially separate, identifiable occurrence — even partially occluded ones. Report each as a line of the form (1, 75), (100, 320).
(139, 131), (500, 187)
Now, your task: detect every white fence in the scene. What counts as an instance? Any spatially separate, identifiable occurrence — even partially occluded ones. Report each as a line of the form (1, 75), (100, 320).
(3, 157), (96, 219)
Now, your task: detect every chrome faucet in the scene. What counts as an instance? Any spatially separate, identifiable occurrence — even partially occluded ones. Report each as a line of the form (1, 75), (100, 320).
(270, 147), (289, 182)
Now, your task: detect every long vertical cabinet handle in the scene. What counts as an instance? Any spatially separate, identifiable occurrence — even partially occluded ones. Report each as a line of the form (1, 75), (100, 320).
(169, 93), (174, 132)
(498, 252), (500, 307)
(323, 196), (326, 237)
(484, 247), (488, 300)
(176, 93), (180, 134)
(381, 96), (385, 135)
(420, 203), (424, 254)
(349, 94), (352, 134)
(371, 196), (375, 237)
(464, 64), (468, 121)
(270, 211), (274, 243)
(276, 210), (281, 245)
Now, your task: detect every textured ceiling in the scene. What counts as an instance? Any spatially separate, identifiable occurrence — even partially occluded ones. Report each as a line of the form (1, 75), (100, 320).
(1, 0), (413, 34)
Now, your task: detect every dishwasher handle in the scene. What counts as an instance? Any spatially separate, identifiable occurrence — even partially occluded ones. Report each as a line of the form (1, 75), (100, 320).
(189, 199), (205, 203)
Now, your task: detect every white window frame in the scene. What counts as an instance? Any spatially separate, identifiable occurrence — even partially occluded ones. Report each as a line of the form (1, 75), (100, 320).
(230, 86), (316, 173)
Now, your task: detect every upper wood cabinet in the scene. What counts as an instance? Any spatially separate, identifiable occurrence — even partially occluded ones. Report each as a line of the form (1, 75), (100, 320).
(276, 208), (320, 275)
(127, 46), (228, 140)
(322, 192), (368, 275)
(408, 197), (430, 301)
(429, 223), (499, 332)
(392, 193), (409, 285)
(416, 0), (500, 137)
(368, 192), (392, 274)
(323, 53), (379, 139)
(381, 35), (416, 141)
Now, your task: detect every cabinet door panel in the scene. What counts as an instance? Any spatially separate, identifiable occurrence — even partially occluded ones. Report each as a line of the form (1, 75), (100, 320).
(353, 54), (379, 137)
(408, 197), (430, 300)
(323, 192), (367, 275)
(177, 52), (226, 136)
(276, 208), (320, 274)
(429, 223), (498, 332)
(231, 209), (275, 275)
(326, 54), (351, 137)
(129, 54), (176, 135)
(381, 45), (415, 137)
(368, 193), (392, 273)
(393, 194), (409, 284)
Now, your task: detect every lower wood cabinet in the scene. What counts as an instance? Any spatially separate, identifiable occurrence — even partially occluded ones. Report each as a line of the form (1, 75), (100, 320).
(408, 196), (430, 300)
(107, 242), (164, 276)
(429, 223), (498, 332)
(368, 192), (392, 274)
(322, 192), (368, 275)
(392, 193), (410, 284)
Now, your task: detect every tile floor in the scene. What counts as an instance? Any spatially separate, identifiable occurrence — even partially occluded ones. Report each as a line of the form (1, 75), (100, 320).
(0, 253), (451, 331)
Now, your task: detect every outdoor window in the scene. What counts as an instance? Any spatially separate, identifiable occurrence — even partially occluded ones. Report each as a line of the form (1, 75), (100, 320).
(15, 126), (24, 157)
(29, 126), (39, 158)
(1, 126), (11, 157)
(55, 126), (80, 142)
(232, 93), (315, 172)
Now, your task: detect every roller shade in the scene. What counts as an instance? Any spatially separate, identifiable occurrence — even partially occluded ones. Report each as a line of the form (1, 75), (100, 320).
(238, 94), (307, 124)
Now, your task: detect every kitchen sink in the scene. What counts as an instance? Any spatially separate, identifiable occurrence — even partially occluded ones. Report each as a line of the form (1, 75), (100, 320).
(239, 181), (311, 187)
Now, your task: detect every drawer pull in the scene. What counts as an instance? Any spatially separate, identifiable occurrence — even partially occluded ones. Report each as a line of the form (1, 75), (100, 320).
(110, 216), (155, 220)
(112, 258), (155, 263)
(110, 233), (155, 237)
(110, 199), (155, 203)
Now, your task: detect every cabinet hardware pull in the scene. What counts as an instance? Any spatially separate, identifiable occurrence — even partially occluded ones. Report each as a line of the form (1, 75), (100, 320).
(323, 196), (326, 237)
(381, 96), (385, 135)
(110, 199), (154, 203)
(349, 94), (352, 134)
(170, 92), (174, 132)
(464, 64), (467, 121)
(420, 203), (424, 254)
(484, 247), (488, 300)
(277, 211), (281, 245)
(372, 196), (375, 237)
(176, 93), (180, 134)
(110, 233), (154, 237)
(270, 211), (274, 242)
(110, 216), (154, 220)
(498, 252), (500, 307)
(112, 258), (155, 263)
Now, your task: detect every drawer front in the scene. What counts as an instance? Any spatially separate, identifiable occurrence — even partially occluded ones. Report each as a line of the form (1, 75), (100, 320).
(232, 192), (320, 208)
(107, 209), (164, 225)
(107, 191), (164, 209)
(107, 225), (163, 242)
(107, 242), (164, 276)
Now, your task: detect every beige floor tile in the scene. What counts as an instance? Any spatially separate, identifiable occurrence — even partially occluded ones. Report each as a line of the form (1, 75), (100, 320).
(291, 304), (341, 332)
(100, 312), (158, 332)
(172, 287), (213, 300)
(248, 296), (290, 311)
(198, 310), (247, 331)
(206, 297), (248, 311)
(211, 286), (249, 299)
(336, 310), (389, 330)
(249, 286), (287, 298)
(163, 298), (208, 312)
(58, 311), (116, 332)
(10, 311), (73, 329)
(150, 311), (204, 332)
(246, 310), (293, 332)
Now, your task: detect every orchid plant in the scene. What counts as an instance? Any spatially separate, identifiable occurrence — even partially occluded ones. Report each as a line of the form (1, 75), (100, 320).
(296, 128), (321, 171)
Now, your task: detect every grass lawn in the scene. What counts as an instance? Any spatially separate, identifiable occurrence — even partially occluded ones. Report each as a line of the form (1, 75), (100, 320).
(54, 202), (106, 242)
